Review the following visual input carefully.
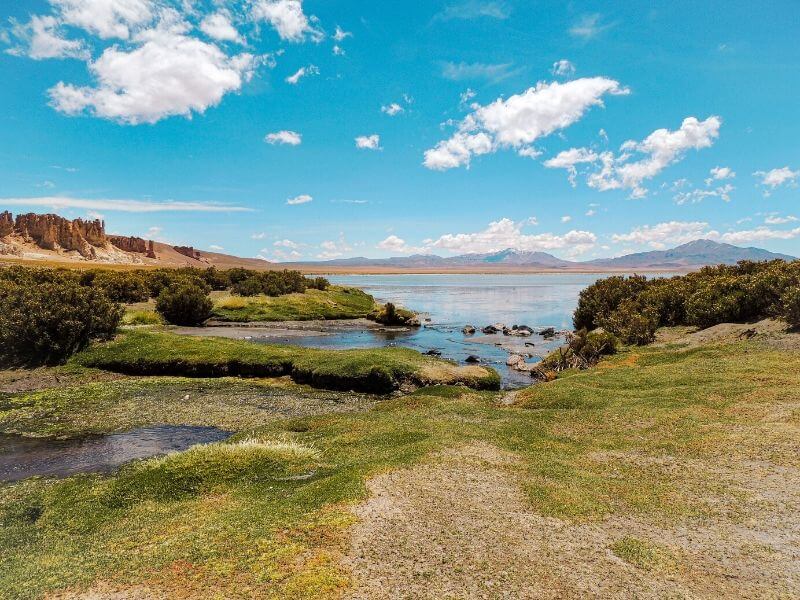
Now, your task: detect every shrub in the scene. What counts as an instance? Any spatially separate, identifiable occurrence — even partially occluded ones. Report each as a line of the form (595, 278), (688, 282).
(573, 275), (649, 331)
(685, 277), (750, 328)
(369, 302), (419, 326)
(0, 280), (122, 366)
(123, 310), (163, 326)
(306, 276), (330, 291)
(599, 299), (659, 346)
(231, 276), (265, 297)
(90, 270), (150, 303)
(538, 328), (618, 372)
(781, 286), (800, 328)
(155, 283), (213, 326)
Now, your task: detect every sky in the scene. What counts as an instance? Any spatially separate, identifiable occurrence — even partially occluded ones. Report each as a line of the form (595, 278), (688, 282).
(1, 0), (799, 262)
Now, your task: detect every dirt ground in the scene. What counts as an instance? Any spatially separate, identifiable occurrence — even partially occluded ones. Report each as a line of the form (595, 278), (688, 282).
(343, 443), (800, 599)
(655, 318), (800, 351)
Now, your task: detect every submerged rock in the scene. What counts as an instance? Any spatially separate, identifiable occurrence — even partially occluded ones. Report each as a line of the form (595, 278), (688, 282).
(462, 325), (476, 335)
(465, 355), (481, 363)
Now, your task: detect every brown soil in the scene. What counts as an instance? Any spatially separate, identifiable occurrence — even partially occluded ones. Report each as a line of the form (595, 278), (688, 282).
(343, 443), (800, 599)
(655, 318), (800, 350)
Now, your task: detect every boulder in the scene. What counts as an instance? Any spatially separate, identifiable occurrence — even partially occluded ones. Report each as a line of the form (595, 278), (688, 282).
(539, 327), (556, 339)
(424, 349), (442, 356)
(517, 325), (534, 334)
(482, 325), (499, 334)
(465, 355), (481, 364)
(506, 354), (533, 372)
(462, 325), (476, 335)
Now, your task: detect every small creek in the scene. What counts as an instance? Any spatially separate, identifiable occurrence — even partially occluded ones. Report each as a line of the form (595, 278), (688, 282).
(0, 425), (232, 482)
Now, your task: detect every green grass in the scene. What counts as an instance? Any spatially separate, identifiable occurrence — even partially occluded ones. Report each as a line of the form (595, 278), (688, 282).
(122, 310), (163, 326)
(71, 330), (501, 393)
(211, 286), (378, 322)
(1, 338), (798, 597)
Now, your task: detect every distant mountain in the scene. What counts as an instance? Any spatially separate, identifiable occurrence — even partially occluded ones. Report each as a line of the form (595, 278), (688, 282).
(289, 240), (795, 272)
(587, 239), (795, 269)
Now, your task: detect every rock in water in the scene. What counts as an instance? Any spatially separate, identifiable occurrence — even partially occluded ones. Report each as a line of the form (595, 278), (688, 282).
(462, 325), (476, 335)
(465, 355), (481, 363)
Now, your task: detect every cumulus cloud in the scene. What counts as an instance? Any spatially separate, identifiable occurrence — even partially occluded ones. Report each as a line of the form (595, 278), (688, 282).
(332, 25), (351, 41)
(377, 235), (418, 254)
(705, 165), (735, 185)
(0, 196), (252, 212)
(612, 219), (800, 248)
(52, 0), (154, 39)
(381, 102), (404, 116)
(48, 19), (257, 124)
(285, 64), (318, 84)
(440, 61), (518, 83)
(355, 134), (381, 150)
(764, 214), (798, 225)
(561, 215), (572, 223)
(265, 130), (302, 145)
(286, 194), (312, 205)
(754, 166), (799, 194)
(612, 221), (713, 249)
(424, 77), (627, 170)
(251, 0), (321, 42)
(317, 234), (352, 259)
(674, 183), (734, 205)
(548, 116), (721, 198)
(428, 218), (597, 255)
(200, 11), (243, 43)
(274, 238), (299, 248)
(551, 59), (575, 76)
(8, 15), (88, 60)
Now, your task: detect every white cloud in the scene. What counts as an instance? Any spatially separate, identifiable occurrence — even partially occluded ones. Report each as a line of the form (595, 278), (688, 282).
(381, 103), (404, 116)
(754, 166), (799, 193)
(332, 25), (351, 41)
(612, 219), (800, 248)
(251, 0), (321, 43)
(440, 61), (518, 83)
(0, 196), (252, 212)
(551, 59), (575, 76)
(209, 244), (224, 251)
(52, 0), (154, 39)
(459, 88), (476, 107)
(764, 214), (798, 225)
(377, 235), (417, 254)
(544, 147), (599, 186)
(285, 64), (318, 84)
(561, 215), (572, 223)
(200, 11), (243, 44)
(549, 116), (721, 198)
(251, 232), (267, 240)
(705, 165), (735, 185)
(332, 44), (345, 56)
(585, 208), (596, 217)
(569, 14), (611, 39)
(437, 1), (510, 20)
(612, 221), (712, 248)
(317, 234), (352, 259)
(674, 183), (734, 205)
(286, 194), (312, 205)
(428, 218), (596, 255)
(274, 239), (299, 248)
(355, 134), (381, 150)
(719, 226), (800, 244)
(8, 15), (88, 60)
(48, 20), (257, 124)
(424, 77), (627, 170)
(265, 130), (302, 145)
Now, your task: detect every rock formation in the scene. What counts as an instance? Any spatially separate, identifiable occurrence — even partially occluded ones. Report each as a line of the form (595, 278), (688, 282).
(109, 235), (156, 258)
(173, 245), (201, 260)
(0, 211), (13, 237)
(0, 211), (158, 260)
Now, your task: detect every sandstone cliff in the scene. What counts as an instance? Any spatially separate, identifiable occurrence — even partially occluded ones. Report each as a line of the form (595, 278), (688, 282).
(109, 235), (157, 258)
(173, 245), (201, 260)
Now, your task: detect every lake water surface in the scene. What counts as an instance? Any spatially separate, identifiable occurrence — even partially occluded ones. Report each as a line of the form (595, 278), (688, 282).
(294, 273), (616, 387)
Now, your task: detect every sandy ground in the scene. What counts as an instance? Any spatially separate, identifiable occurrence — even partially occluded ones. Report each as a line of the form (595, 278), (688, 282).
(343, 443), (800, 599)
(655, 318), (800, 351)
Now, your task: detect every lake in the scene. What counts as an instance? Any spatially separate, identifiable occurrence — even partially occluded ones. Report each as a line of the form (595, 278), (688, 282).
(294, 273), (616, 387)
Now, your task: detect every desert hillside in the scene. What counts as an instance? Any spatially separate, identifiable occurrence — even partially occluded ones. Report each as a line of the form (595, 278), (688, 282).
(0, 211), (271, 270)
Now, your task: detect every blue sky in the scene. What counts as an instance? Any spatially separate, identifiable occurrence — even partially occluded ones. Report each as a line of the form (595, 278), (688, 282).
(1, 0), (799, 261)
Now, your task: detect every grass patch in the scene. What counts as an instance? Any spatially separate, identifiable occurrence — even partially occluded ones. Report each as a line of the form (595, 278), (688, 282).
(211, 287), (378, 322)
(72, 330), (501, 394)
(122, 310), (163, 326)
(1, 336), (799, 597)
(609, 536), (676, 571)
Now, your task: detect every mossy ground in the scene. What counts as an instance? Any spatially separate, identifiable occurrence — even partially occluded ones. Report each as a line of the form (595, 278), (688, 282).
(0, 336), (798, 597)
(210, 287), (378, 322)
(72, 330), (501, 393)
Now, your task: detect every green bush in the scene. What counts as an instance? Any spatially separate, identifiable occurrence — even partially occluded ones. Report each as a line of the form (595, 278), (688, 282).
(369, 302), (419, 326)
(539, 328), (618, 372)
(573, 275), (649, 331)
(599, 299), (659, 346)
(781, 286), (800, 328)
(89, 270), (150, 303)
(155, 284), (213, 326)
(0, 279), (122, 366)
(307, 276), (330, 291)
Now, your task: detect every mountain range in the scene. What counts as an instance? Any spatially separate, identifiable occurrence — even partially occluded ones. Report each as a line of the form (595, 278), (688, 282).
(0, 211), (794, 272)
(286, 240), (795, 272)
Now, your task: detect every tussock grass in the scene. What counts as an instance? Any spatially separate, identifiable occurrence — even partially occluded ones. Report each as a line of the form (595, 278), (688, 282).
(211, 286), (377, 322)
(122, 310), (163, 326)
(72, 330), (501, 393)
